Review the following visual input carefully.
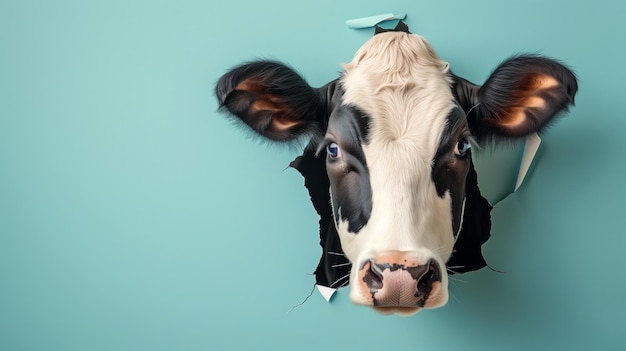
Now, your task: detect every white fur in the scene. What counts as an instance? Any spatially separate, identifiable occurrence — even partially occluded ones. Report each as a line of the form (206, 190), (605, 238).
(336, 32), (457, 310)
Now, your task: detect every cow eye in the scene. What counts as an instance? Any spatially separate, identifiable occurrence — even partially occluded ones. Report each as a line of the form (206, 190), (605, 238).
(327, 142), (341, 159)
(454, 138), (471, 157)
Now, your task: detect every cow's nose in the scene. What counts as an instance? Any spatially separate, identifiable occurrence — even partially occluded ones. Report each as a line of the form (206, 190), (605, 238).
(360, 255), (442, 308)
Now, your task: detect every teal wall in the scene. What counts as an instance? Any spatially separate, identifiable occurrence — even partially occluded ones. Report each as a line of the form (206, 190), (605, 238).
(1, 1), (625, 350)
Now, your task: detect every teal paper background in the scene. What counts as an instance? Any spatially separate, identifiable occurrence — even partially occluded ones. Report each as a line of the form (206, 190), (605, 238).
(1, 1), (625, 350)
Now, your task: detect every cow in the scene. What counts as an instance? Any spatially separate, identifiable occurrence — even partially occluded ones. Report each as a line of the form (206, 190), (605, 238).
(214, 23), (577, 315)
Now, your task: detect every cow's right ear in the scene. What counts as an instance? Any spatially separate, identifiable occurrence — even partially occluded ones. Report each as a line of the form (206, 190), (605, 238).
(215, 60), (330, 142)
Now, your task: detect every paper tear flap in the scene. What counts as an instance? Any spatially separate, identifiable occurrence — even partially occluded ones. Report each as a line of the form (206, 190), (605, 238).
(316, 285), (337, 302)
(346, 13), (406, 29)
(515, 133), (541, 192)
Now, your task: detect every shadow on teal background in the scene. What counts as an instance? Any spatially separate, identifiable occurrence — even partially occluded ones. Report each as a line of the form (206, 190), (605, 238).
(1, 1), (624, 350)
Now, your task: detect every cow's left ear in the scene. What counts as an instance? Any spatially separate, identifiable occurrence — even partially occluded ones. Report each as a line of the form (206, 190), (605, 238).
(215, 60), (334, 142)
(454, 55), (578, 142)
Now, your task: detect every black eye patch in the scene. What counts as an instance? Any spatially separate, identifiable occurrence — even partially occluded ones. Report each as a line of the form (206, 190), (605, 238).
(431, 105), (493, 273)
(323, 104), (372, 234)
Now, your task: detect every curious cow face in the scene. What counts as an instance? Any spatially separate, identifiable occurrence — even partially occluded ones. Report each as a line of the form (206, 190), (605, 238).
(215, 30), (577, 315)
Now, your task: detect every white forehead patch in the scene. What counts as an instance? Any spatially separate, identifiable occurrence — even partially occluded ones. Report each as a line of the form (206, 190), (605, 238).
(341, 32), (454, 161)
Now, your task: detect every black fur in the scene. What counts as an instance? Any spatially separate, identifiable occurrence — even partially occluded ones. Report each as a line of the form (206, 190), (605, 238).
(290, 145), (351, 288)
(446, 159), (493, 273)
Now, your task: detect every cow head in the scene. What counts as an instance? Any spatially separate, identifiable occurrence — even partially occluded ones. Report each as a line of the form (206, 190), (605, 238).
(215, 29), (577, 315)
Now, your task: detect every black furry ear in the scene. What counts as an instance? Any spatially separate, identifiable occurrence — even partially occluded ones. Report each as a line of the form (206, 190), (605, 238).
(215, 61), (328, 142)
(459, 55), (578, 142)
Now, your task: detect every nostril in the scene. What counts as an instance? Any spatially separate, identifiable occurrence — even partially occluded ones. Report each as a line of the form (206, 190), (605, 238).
(362, 260), (384, 290)
(412, 259), (441, 298)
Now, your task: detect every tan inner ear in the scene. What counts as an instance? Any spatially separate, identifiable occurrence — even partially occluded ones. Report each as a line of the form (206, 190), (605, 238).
(235, 80), (300, 132)
(500, 108), (527, 127)
(500, 74), (560, 130)
(234, 80), (263, 93)
(270, 118), (302, 131)
(250, 98), (301, 131)
(522, 96), (547, 109)
(250, 99), (280, 111)
(528, 75), (559, 91)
